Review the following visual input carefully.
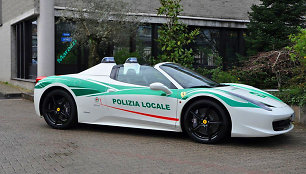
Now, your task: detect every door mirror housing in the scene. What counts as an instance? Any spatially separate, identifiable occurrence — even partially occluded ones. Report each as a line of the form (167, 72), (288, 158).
(149, 82), (172, 96)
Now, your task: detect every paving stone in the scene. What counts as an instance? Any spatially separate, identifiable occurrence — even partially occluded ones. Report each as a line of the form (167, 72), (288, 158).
(0, 99), (305, 173)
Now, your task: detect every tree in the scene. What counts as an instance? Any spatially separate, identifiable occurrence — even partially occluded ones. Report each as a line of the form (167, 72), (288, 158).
(286, 28), (306, 88)
(246, 0), (305, 55)
(157, 0), (199, 68)
(60, 0), (137, 67)
(237, 27), (305, 89)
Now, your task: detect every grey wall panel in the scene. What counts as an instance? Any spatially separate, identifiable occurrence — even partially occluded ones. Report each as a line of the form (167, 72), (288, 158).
(54, 0), (260, 20)
(0, 0), (2, 26)
(0, 22), (12, 81)
(2, 0), (35, 23)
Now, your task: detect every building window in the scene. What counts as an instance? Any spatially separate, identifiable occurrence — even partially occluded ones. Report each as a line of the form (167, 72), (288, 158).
(194, 29), (220, 67)
(193, 28), (246, 69)
(14, 19), (37, 80)
(55, 21), (83, 75)
(136, 25), (152, 63)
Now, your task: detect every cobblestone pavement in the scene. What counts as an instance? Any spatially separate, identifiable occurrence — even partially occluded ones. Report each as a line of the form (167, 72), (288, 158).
(0, 99), (305, 174)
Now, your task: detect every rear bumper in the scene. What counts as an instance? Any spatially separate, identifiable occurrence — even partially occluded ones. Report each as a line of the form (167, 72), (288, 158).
(34, 89), (43, 116)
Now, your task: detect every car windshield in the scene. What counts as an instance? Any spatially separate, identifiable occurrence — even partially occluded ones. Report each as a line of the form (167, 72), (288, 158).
(116, 64), (176, 89)
(159, 63), (219, 88)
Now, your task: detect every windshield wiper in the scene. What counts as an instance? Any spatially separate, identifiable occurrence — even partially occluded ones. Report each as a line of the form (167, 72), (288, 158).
(189, 85), (213, 88)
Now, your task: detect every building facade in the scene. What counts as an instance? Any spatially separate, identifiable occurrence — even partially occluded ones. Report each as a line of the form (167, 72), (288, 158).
(0, 0), (259, 90)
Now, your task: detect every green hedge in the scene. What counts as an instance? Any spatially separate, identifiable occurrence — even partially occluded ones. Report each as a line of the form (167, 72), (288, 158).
(270, 88), (306, 106)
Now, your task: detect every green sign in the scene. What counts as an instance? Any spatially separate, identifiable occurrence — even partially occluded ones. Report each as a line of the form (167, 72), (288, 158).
(112, 98), (170, 110)
(57, 40), (77, 63)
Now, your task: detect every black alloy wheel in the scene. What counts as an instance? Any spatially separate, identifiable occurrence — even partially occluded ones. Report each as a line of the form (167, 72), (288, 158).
(183, 100), (230, 144)
(42, 89), (77, 129)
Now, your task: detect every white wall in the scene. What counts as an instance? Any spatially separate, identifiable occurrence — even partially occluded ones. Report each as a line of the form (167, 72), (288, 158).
(0, 22), (11, 82)
(0, 0), (38, 90)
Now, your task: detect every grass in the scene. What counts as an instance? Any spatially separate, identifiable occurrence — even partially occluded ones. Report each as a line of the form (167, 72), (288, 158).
(0, 81), (33, 94)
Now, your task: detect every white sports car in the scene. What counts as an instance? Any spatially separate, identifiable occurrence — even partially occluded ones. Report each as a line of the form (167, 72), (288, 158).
(34, 57), (294, 143)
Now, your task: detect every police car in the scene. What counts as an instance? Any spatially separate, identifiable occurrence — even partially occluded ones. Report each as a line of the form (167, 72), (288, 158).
(34, 57), (294, 143)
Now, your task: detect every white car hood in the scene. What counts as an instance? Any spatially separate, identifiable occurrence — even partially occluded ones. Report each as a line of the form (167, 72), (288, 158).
(219, 83), (287, 108)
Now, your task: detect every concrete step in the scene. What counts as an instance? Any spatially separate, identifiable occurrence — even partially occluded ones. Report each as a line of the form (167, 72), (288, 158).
(0, 82), (33, 101)
(3, 93), (22, 99)
(22, 93), (34, 102)
(0, 92), (34, 101)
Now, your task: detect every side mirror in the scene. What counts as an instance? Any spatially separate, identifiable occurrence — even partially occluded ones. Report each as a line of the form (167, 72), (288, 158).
(149, 82), (172, 96)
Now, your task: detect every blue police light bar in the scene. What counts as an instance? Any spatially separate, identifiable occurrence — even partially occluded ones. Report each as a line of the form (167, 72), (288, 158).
(101, 57), (115, 63)
(125, 57), (138, 63)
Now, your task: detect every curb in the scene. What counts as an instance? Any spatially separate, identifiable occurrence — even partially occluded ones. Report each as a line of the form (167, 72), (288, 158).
(0, 92), (34, 101)
(4, 93), (22, 99)
(22, 93), (34, 102)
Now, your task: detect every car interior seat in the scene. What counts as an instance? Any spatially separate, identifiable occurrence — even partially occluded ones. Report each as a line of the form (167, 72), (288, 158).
(125, 69), (147, 86)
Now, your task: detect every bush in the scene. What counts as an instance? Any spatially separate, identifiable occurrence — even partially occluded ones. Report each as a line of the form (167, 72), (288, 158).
(114, 48), (144, 64)
(230, 69), (278, 89)
(196, 68), (239, 83)
(287, 28), (306, 62)
(272, 87), (306, 106)
(235, 48), (301, 89)
(286, 28), (306, 87)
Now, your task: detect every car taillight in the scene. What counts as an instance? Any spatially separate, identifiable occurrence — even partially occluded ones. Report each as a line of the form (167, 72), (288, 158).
(36, 76), (46, 83)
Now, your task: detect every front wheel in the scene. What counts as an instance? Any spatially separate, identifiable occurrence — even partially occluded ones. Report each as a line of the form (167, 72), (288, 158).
(41, 89), (77, 129)
(183, 100), (230, 144)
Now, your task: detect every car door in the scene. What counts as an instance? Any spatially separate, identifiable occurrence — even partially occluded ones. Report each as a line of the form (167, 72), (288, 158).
(102, 65), (179, 131)
(72, 75), (112, 123)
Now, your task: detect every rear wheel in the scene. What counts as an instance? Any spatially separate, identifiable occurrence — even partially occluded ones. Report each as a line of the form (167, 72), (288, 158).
(183, 100), (230, 144)
(41, 89), (77, 129)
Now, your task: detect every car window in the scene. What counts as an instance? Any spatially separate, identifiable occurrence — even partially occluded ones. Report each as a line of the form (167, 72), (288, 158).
(160, 63), (219, 88)
(116, 65), (176, 89)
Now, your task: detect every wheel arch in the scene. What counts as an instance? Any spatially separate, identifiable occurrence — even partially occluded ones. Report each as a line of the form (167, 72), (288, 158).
(39, 86), (77, 118)
(180, 95), (232, 134)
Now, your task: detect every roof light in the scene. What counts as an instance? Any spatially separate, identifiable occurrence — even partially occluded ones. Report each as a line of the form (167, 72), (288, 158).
(125, 57), (138, 63)
(101, 57), (115, 63)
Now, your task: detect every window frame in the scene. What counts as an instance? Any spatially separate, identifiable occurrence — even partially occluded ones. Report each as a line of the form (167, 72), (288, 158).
(0, 0), (2, 26)
(13, 19), (37, 80)
(110, 65), (122, 80)
(110, 64), (177, 89)
(160, 63), (219, 89)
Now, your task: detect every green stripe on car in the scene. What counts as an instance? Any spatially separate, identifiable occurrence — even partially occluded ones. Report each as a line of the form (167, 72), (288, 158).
(35, 76), (260, 108)
(228, 84), (282, 102)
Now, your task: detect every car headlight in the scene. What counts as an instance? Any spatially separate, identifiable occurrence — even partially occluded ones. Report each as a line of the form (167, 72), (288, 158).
(291, 113), (295, 121)
(227, 91), (272, 111)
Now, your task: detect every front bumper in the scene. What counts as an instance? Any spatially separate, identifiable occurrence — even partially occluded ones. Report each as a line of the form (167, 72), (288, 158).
(229, 105), (294, 137)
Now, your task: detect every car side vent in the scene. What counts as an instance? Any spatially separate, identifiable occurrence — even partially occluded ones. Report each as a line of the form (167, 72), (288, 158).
(261, 102), (275, 108)
(273, 119), (291, 131)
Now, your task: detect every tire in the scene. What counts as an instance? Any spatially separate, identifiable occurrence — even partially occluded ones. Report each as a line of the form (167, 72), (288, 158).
(183, 99), (230, 144)
(41, 89), (77, 129)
